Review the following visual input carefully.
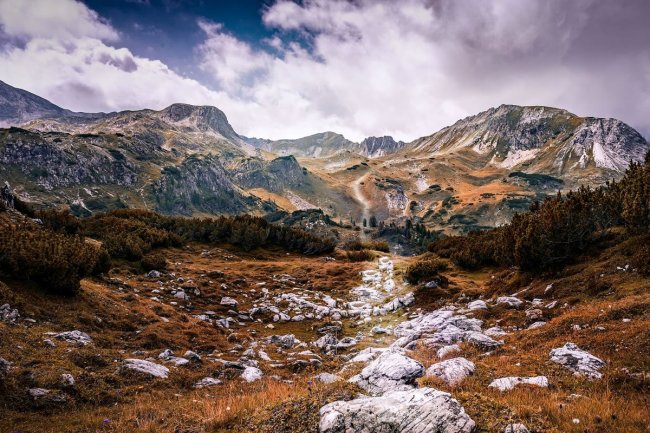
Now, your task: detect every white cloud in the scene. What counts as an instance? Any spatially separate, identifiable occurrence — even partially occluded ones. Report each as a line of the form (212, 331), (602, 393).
(0, 0), (648, 142)
(0, 0), (118, 41)
(194, 0), (650, 141)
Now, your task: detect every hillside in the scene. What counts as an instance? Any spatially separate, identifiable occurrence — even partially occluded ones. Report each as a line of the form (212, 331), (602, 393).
(0, 161), (648, 432)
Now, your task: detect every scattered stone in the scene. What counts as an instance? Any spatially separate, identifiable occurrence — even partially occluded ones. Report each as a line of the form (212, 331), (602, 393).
(29, 388), (50, 400)
(184, 350), (201, 362)
(484, 326), (507, 337)
(426, 357), (475, 385)
(121, 359), (169, 379)
(466, 332), (502, 351)
(371, 325), (391, 335)
(467, 300), (488, 310)
(146, 270), (161, 278)
(496, 296), (523, 308)
(60, 373), (75, 387)
(437, 344), (461, 359)
(0, 358), (10, 376)
(349, 350), (424, 395)
(319, 388), (475, 433)
(53, 330), (93, 346)
(268, 334), (300, 349)
(314, 372), (341, 384)
(220, 297), (239, 309)
(489, 376), (548, 391)
(43, 339), (56, 348)
(0, 304), (19, 324)
(241, 366), (263, 382)
(194, 377), (222, 388)
(527, 321), (546, 330)
(525, 308), (543, 320)
(549, 343), (605, 379)
(504, 423), (530, 433)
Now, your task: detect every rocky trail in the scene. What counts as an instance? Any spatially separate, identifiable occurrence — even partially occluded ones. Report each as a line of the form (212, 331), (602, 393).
(0, 248), (633, 433)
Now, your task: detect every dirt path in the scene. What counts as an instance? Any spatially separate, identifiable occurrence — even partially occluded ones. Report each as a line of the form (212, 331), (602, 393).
(351, 173), (371, 237)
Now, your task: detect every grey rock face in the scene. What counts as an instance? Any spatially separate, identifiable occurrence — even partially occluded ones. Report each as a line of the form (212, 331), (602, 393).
(0, 80), (68, 126)
(319, 388), (476, 433)
(268, 334), (300, 349)
(426, 357), (475, 385)
(465, 332), (502, 351)
(496, 296), (523, 308)
(349, 350), (424, 396)
(358, 136), (407, 158)
(549, 343), (605, 379)
(121, 359), (169, 379)
(241, 366), (263, 382)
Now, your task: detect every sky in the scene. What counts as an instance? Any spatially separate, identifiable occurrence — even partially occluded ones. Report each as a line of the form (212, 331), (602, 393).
(0, 0), (648, 142)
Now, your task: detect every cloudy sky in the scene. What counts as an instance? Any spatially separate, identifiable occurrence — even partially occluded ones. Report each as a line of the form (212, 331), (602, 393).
(0, 0), (648, 141)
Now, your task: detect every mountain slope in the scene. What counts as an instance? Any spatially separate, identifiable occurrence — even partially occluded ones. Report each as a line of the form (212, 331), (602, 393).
(408, 105), (648, 174)
(0, 80), (70, 127)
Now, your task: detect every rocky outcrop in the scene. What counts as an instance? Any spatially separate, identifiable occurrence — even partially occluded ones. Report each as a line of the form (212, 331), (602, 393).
(358, 136), (406, 158)
(0, 80), (69, 127)
(549, 343), (605, 379)
(319, 388), (475, 433)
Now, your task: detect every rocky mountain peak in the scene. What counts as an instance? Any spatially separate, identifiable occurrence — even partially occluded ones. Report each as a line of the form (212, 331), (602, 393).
(359, 136), (406, 158)
(159, 103), (240, 141)
(0, 80), (69, 127)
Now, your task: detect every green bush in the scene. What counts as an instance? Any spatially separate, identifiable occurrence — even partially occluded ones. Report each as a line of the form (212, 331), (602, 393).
(404, 257), (449, 284)
(0, 224), (108, 296)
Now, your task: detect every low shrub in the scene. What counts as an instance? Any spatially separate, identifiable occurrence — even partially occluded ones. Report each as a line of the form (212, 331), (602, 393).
(141, 252), (167, 272)
(0, 223), (109, 296)
(346, 249), (374, 262)
(344, 239), (390, 252)
(404, 256), (449, 284)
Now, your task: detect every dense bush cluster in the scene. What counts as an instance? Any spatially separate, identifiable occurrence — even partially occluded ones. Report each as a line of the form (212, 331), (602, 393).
(346, 249), (375, 262)
(0, 223), (108, 296)
(344, 239), (390, 252)
(404, 256), (449, 284)
(38, 209), (336, 259)
(430, 153), (650, 273)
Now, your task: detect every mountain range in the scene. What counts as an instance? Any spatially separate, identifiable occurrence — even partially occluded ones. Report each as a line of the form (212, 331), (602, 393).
(0, 79), (647, 233)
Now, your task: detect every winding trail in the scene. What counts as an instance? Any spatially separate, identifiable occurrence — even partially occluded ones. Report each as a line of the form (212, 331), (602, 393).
(351, 173), (371, 237)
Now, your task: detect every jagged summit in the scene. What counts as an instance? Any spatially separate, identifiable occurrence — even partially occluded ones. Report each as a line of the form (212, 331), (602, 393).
(409, 104), (648, 174)
(359, 136), (406, 158)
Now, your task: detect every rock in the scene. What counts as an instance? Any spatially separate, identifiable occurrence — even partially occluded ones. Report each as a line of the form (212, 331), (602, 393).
(488, 376), (548, 391)
(174, 290), (189, 301)
(146, 270), (161, 278)
(0, 357), (11, 376)
(60, 373), (75, 387)
(314, 334), (338, 351)
(348, 347), (386, 364)
(29, 388), (50, 399)
(241, 366), (263, 382)
(268, 334), (299, 349)
(504, 424), (530, 433)
(527, 321), (546, 330)
(194, 377), (222, 388)
(121, 359), (169, 379)
(426, 357), (475, 385)
(54, 330), (93, 346)
(467, 300), (488, 310)
(465, 332), (502, 351)
(549, 343), (605, 379)
(314, 372), (341, 384)
(437, 344), (461, 359)
(184, 350), (202, 362)
(319, 387), (475, 433)
(43, 339), (56, 348)
(525, 309), (543, 320)
(0, 303), (19, 324)
(220, 296), (239, 309)
(484, 326), (507, 337)
(349, 350), (424, 395)
(371, 325), (391, 335)
(496, 296), (523, 308)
